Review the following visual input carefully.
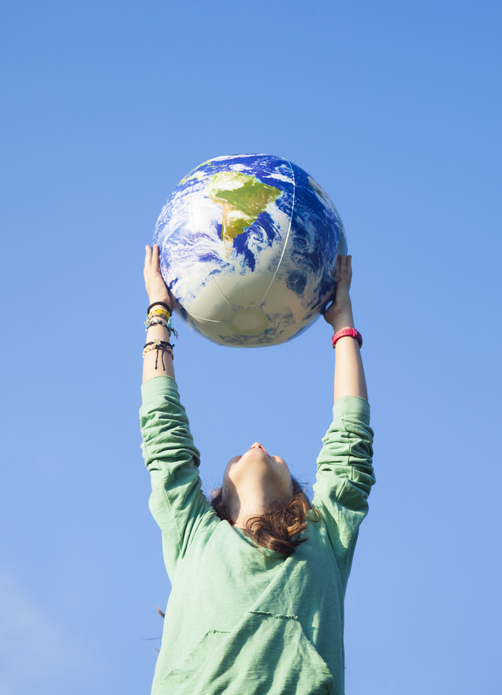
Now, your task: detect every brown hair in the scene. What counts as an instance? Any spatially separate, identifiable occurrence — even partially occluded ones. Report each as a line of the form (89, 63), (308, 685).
(208, 476), (321, 558)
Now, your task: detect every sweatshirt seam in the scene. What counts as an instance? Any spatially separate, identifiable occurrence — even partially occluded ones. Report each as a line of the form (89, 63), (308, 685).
(142, 435), (183, 551)
(160, 473), (183, 551)
(315, 493), (351, 568)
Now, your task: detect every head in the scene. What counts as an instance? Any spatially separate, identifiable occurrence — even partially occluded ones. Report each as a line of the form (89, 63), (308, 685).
(209, 442), (321, 557)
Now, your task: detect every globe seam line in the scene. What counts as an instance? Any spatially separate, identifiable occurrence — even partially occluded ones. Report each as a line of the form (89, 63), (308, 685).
(258, 158), (296, 309)
(188, 314), (221, 323)
(211, 275), (234, 309)
(189, 171), (233, 310)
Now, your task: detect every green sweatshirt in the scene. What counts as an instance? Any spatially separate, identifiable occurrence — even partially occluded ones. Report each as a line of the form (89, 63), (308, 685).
(140, 375), (375, 695)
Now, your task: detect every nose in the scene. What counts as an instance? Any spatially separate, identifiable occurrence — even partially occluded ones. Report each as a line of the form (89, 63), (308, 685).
(249, 442), (271, 457)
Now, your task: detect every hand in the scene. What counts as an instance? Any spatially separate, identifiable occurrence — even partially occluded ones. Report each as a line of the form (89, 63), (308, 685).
(144, 244), (172, 308)
(323, 255), (354, 331)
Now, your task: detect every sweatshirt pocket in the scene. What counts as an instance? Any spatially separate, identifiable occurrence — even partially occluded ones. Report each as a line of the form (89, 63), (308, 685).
(163, 611), (333, 694)
(162, 629), (230, 685)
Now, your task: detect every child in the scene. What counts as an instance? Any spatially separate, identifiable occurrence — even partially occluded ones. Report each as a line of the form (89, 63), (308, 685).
(140, 246), (375, 695)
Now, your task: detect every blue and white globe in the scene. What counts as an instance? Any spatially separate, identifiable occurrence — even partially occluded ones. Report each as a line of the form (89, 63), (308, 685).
(154, 154), (347, 347)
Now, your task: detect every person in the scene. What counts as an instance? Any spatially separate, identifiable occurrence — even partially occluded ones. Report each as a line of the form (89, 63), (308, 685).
(140, 245), (375, 695)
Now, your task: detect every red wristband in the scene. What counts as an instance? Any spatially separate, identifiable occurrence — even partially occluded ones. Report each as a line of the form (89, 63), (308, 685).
(332, 328), (363, 349)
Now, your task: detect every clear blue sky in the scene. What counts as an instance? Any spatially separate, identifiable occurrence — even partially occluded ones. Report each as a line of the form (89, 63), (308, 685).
(1, 1), (501, 693)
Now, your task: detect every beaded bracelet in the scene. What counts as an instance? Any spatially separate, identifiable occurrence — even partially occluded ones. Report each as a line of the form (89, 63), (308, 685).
(143, 340), (174, 369)
(142, 339), (174, 356)
(145, 317), (170, 330)
(144, 315), (179, 340)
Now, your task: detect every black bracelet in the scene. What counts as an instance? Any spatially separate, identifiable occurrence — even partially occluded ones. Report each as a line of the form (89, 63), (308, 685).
(147, 301), (171, 315)
(143, 340), (173, 349)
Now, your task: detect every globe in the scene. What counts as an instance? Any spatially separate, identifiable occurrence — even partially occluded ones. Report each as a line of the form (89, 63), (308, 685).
(154, 153), (347, 347)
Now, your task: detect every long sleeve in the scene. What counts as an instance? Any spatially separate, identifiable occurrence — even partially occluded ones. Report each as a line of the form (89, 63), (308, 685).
(139, 376), (217, 580)
(312, 395), (375, 568)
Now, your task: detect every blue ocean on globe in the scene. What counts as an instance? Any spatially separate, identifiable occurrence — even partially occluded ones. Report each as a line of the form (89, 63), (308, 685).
(154, 154), (347, 347)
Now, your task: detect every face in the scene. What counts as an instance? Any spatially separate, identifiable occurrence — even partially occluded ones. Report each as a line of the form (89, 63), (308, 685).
(222, 442), (293, 514)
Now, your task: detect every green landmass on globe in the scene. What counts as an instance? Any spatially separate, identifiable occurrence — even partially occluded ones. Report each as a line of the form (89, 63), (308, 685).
(206, 172), (282, 255)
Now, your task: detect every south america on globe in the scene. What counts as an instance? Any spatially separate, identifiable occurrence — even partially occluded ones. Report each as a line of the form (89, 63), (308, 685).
(154, 154), (347, 347)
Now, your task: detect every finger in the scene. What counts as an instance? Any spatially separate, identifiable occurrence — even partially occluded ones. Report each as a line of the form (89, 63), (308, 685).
(144, 245), (152, 272)
(153, 244), (162, 270)
(346, 255), (352, 288)
(333, 254), (341, 280)
(339, 255), (347, 281)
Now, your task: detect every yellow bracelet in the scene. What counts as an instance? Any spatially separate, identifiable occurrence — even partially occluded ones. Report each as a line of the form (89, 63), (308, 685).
(147, 308), (171, 320)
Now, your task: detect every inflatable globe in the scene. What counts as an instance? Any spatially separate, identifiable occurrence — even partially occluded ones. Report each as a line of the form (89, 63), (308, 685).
(154, 154), (347, 347)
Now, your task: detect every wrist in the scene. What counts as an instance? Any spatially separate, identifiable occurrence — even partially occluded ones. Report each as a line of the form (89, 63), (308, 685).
(148, 297), (171, 310)
(332, 327), (363, 349)
(329, 312), (354, 333)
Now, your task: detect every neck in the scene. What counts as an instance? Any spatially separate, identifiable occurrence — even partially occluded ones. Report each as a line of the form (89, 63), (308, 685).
(224, 477), (294, 529)
(227, 489), (272, 529)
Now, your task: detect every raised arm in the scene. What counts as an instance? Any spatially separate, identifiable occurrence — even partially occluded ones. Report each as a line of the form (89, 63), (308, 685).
(312, 256), (374, 567)
(143, 244), (175, 383)
(140, 245), (216, 580)
(323, 255), (368, 403)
